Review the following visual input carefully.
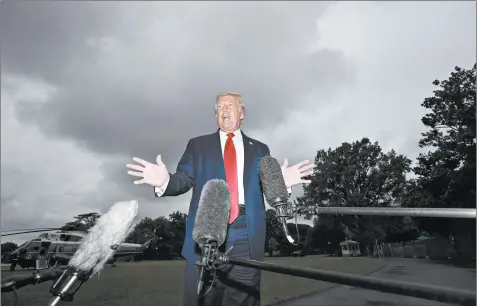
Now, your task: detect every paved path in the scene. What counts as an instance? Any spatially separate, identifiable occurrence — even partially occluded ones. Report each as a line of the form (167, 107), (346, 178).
(280, 258), (476, 306)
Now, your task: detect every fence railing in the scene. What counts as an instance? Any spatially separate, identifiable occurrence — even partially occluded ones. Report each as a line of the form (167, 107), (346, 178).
(368, 235), (476, 261)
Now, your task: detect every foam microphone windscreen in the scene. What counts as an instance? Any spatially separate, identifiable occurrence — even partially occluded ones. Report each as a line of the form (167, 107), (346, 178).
(259, 156), (289, 204)
(69, 200), (138, 276)
(192, 179), (230, 246)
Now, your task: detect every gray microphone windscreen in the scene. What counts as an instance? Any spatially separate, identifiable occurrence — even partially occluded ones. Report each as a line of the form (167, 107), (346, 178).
(259, 156), (289, 204)
(192, 179), (230, 246)
(69, 200), (138, 276)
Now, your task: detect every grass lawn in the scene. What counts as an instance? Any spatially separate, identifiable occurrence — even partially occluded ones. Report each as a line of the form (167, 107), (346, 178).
(1, 256), (384, 306)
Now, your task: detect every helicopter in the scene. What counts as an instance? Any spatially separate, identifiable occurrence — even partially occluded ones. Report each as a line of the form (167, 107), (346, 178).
(4, 229), (154, 271)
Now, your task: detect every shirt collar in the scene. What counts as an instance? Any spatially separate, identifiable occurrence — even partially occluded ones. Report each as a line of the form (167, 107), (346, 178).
(219, 128), (242, 140)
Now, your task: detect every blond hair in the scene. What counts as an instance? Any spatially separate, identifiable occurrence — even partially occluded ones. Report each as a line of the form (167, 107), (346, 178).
(215, 92), (246, 114)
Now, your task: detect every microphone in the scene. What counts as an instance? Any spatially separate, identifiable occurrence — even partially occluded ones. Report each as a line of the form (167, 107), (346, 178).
(1, 267), (64, 293)
(48, 200), (138, 306)
(259, 156), (296, 245)
(192, 179), (230, 295)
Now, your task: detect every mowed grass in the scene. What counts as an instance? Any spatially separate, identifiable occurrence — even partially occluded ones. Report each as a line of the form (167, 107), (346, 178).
(1, 256), (384, 306)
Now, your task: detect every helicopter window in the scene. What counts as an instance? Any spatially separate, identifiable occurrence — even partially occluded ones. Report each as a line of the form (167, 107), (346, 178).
(59, 244), (78, 254)
(25, 241), (41, 252)
(68, 235), (83, 242)
(57, 244), (67, 253)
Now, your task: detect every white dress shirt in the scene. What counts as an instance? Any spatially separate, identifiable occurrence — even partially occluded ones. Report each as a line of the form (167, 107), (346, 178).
(154, 129), (291, 199)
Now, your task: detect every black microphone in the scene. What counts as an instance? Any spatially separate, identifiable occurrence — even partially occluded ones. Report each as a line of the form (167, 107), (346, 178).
(192, 179), (230, 295)
(259, 156), (296, 245)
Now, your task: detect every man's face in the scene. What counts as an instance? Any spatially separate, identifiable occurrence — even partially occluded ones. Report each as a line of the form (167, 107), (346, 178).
(216, 95), (244, 133)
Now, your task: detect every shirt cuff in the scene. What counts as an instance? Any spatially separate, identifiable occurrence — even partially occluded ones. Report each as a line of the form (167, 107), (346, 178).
(154, 178), (170, 197)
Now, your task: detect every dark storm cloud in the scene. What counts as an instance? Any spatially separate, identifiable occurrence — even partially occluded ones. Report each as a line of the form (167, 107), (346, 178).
(2, 1), (474, 241)
(2, 1), (350, 179)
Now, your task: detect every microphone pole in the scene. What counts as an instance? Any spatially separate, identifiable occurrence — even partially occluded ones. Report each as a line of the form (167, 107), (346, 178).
(48, 267), (94, 306)
(299, 206), (477, 219)
(1, 267), (64, 293)
(205, 245), (475, 306)
(223, 257), (475, 306)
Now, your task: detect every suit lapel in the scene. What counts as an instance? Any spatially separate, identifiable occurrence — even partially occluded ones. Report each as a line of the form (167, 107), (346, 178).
(212, 130), (226, 180)
(241, 131), (255, 193)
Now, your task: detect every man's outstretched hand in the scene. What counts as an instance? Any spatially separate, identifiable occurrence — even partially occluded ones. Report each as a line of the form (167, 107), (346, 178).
(126, 155), (170, 187)
(281, 158), (314, 189)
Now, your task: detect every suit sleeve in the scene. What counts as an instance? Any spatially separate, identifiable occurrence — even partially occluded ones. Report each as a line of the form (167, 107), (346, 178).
(264, 144), (271, 156)
(154, 139), (195, 197)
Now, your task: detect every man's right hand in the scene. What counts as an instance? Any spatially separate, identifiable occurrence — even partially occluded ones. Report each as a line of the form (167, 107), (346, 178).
(126, 155), (170, 188)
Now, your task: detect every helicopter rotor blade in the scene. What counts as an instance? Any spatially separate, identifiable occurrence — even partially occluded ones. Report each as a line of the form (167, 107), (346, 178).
(1, 228), (62, 237)
(1, 227), (63, 233)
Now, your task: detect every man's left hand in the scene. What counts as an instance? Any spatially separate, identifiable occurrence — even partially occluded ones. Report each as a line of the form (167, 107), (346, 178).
(281, 158), (314, 189)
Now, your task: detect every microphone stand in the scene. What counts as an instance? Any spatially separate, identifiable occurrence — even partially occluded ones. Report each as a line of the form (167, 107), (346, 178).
(195, 239), (233, 297)
(196, 240), (218, 295)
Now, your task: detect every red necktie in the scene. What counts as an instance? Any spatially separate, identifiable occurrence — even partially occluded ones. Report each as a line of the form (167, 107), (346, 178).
(224, 133), (239, 224)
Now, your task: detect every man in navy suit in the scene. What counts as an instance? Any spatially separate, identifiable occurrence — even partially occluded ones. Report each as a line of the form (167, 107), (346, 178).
(126, 92), (313, 306)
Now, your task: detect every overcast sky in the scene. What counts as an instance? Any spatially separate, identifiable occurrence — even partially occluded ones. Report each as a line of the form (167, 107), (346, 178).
(1, 1), (475, 245)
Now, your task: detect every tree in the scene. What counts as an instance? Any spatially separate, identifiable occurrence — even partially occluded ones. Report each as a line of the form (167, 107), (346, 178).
(168, 211), (187, 241)
(168, 211), (187, 254)
(298, 138), (412, 243)
(264, 209), (282, 252)
(267, 238), (279, 256)
(410, 63), (476, 238)
(304, 226), (315, 251)
(265, 208), (312, 255)
(125, 217), (156, 244)
(125, 212), (189, 259)
(61, 212), (101, 231)
(310, 215), (345, 254)
(275, 223), (310, 256)
(1, 242), (18, 254)
(382, 216), (419, 243)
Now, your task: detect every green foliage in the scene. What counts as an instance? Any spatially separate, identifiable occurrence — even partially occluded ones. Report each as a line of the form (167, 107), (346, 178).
(267, 237), (279, 255)
(294, 64), (476, 248)
(414, 64), (476, 208)
(60, 212), (101, 231)
(301, 137), (411, 208)
(125, 211), (188, 257)
(311, 215), (346, 253)
(297, 138), (412, 244)
(265, 209), (282, 252)
(1, 242), (18, 254)
(409, 64), (476, 237)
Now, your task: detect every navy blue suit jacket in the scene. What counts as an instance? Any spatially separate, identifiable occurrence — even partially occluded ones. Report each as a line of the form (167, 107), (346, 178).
(157, 129), (270, 262)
